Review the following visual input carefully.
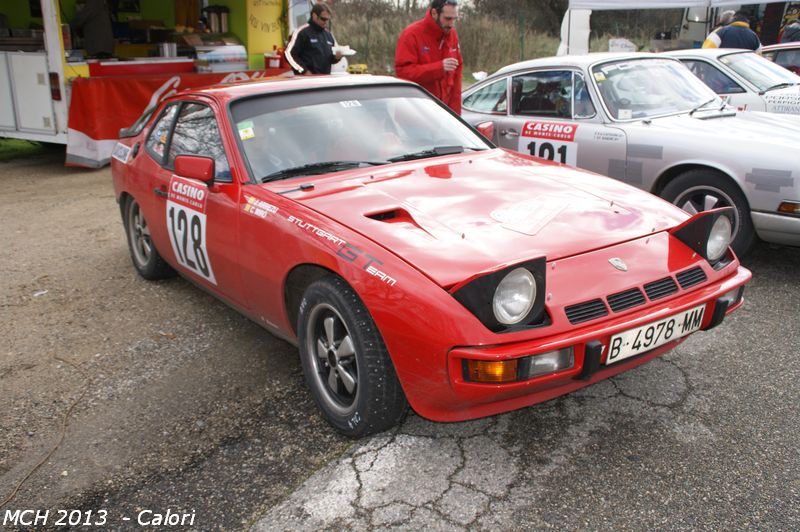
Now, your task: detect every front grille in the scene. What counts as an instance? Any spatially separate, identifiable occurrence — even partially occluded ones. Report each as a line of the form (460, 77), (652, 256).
(607, 288), (646, 312)
(565, 299), (608, 324)
(676, 266), (707, 289)
(644, 277), (679, 300)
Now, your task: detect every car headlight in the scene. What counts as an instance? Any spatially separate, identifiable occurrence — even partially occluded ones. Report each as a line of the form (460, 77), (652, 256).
(453, 258), (549, 332)
(707, 215), (732, 262)
(671, 208), (734, 268)
(493, 268), (536, 325)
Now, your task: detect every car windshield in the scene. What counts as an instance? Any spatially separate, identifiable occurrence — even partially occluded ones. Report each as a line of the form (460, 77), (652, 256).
(719, 51), (800, 91)
(230, 85), (489, 182)
(591, 58), (720, 120)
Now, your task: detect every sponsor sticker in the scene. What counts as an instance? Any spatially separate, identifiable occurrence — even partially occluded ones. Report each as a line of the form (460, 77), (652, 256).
(111, 142), (131, 164)
(243, 194), (278, 219)
(518, 121), (578, 165)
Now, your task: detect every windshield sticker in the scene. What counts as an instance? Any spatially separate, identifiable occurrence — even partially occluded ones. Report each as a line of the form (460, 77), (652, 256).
(237, 120), (255, 141)
(593, 72), (606, 81)
(111, 142), (131, 164)
(618, 109), (633, 120)
(519, 121), (578, 165)
(243, 195), (278, 219)
(339, 100), (362, 108)
(166, 176), (216, 285)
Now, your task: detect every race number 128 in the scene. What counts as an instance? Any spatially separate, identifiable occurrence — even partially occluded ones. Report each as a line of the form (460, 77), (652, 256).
(167, 202), (216, 285)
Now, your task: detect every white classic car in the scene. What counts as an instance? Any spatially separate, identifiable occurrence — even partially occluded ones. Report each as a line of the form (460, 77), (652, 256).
(664, 48), (800, 115)
(461, 53), (800, 256)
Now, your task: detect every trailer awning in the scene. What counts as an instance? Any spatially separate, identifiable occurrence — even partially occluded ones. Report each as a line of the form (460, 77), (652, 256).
(568, 0), (787, 8)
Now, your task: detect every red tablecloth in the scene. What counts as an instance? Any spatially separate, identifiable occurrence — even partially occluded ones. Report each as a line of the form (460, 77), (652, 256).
(66, 68), (289, 168)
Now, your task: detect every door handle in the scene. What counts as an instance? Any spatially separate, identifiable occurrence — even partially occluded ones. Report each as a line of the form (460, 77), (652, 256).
(500, 128), (519, 138)
(153, 187), (168, 198)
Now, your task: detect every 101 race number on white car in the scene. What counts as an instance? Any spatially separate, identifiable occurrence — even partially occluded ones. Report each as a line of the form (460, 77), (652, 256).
(518, 120), (578, 166)
(166, 176), (217, 285)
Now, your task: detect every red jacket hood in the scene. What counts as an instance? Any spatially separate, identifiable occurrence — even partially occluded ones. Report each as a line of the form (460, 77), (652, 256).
(272, 150), (688, 288)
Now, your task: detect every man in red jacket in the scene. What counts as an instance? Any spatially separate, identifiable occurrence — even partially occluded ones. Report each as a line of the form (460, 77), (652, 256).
(395, 0), (463, 114)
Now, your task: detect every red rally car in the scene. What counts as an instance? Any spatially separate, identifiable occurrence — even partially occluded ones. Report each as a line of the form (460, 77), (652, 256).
(111, 75), (751, 437)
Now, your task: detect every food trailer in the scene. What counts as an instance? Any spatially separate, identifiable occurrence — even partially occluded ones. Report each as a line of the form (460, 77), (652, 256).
(0, 0), (315, 167)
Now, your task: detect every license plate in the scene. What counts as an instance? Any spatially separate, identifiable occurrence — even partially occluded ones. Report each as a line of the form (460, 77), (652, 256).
(605, 304), (706, 365)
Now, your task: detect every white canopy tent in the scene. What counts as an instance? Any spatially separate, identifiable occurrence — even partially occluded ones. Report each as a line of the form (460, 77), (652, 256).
(560, 1), (788, 54)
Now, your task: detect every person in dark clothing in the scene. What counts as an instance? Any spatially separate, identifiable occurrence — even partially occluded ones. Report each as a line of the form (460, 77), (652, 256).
(781, 19), (800, 43)
(71, 0), (114, 58)
(285, 2), (343, 75)
(702, 11), (761, 52)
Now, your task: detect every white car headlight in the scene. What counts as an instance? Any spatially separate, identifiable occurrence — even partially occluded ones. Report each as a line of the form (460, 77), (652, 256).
(493, 268), (536, 325)
(707, 215), (732, 261)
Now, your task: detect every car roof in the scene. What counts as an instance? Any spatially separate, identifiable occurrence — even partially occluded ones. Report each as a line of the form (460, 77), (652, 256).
(663, 48), (753, 59)
(491, 52), (677, 78)
(175, 74), (417, 103)
(762, 42), (800, 52)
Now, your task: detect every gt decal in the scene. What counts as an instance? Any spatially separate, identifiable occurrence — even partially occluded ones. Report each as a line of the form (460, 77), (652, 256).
(337, 243), (397, 286)
(166, 176), (216, 285)
(519, 121), (578, 166)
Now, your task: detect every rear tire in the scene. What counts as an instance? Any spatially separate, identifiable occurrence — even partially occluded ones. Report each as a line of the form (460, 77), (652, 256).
(122, 196), (175, 280)
(661, 170), (756, 257)
(298, 275), (408, 438)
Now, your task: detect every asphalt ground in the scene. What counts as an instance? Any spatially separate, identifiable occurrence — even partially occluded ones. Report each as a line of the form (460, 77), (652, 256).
(0, 147), (797, 530)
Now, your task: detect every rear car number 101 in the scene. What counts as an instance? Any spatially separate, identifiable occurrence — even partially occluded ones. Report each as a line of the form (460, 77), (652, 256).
(606, 304), (706, 365)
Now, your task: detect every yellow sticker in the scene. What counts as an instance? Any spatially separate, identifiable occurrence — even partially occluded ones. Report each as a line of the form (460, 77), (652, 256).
(594, 72), (606, 81)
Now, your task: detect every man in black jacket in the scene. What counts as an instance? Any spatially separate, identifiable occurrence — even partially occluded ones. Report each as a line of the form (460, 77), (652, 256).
(285, 2), (343, 75)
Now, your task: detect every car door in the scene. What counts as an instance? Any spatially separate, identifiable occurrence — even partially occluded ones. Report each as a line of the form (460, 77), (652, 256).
(144, 99), (246, 307)
(506, 69), (628, 180)
(680, 58), (765, 111)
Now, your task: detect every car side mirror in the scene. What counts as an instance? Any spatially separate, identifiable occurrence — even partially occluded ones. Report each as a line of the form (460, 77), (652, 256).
(174, 155), (215, 183)
(475, 121), (495, 142)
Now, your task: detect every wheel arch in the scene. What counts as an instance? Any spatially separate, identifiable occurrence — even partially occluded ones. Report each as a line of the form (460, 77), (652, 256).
(118, 191), (132, 219)
(284, 263), (339, 336)
(651, 163), (746, 200)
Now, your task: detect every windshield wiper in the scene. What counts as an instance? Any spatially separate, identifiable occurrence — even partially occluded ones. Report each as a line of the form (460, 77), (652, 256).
(261, 160), (385, 182)
(387, 145), (466, 163)
(688, 98), (718, 117)
(761, 82), (796, 93)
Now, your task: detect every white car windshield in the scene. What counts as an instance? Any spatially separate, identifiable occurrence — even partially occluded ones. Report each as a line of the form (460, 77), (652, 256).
(719, 51), (800, 91)
(230, 85), (489, 182)
(591, 58), (720, 120)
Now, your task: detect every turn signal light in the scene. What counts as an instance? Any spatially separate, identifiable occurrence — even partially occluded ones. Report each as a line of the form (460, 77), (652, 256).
(466, 359), (518, 383)
(49, 72), (61, 101)
(778, 202), (800, 215)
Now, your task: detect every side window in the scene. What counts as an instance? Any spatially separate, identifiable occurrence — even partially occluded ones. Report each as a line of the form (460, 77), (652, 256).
(145, 104), (179, 163)
(511, 70), (572, 118)
(168, 103), (232, 182)
(573, 73), (596, 118)
(463, 78), (508, 114)
(682, 60), (744, 94)
(774, 50), (800, 75)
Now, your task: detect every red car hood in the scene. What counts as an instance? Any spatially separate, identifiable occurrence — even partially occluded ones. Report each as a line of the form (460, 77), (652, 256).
(276, 150), (687, 288)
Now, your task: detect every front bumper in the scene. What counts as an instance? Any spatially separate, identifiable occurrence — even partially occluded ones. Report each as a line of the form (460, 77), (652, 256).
(752, 211), (800, 247)
(435, 265), (751, 422)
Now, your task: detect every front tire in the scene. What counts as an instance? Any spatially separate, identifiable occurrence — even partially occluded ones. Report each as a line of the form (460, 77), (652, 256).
(298, 275), (408, 437)
(122, 196), (175, 280)
(661, 170), (756, 257)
